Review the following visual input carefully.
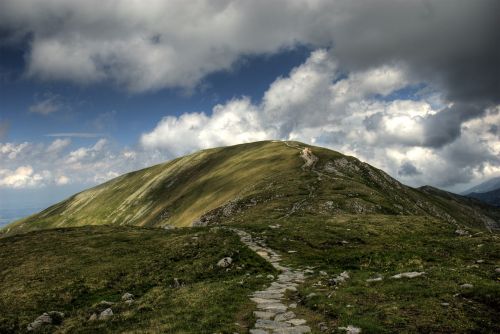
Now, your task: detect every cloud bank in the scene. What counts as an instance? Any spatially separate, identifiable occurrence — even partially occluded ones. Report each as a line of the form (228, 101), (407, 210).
(140, 50), (500, 189)
(0, 0), (498, 99)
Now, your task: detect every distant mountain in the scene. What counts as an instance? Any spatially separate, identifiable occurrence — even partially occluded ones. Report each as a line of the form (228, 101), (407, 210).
(3, 140), (499, 235)
(467, 188), (500, 207)
(462, 176), (500, 195)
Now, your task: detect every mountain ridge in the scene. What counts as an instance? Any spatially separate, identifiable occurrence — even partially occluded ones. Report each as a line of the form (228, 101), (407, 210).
(4, 140), (499, 235)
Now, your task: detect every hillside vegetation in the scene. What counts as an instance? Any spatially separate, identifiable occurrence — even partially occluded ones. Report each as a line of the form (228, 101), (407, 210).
(1, 141), (499, 333)
(4, 141), (499, 235)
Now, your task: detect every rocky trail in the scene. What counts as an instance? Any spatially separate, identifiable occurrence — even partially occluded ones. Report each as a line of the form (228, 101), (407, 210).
(229, 228), (311, 334)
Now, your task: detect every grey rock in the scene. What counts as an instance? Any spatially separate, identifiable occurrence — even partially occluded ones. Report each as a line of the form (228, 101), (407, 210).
(256, 319), (291, 330)
(217, 257), (233, 268)
(99, 308), (113, 320)
(460, 283), (474, 289)
(455, 229), (469, 236)
(287, 318), (307, 326)
(366, 276), (383, 282)
(254, 311), (276, 320)
(338, 325), (362, 334)
(495, 268), (500, 273)
(273, 325), (311, 333)
(27, 311), (65, 331)
(274, 311), (295, 322)
(391, 272), (425, 279)
(88, 313), (97, 321)
(27, 313), (52, 331)
(98, 300), (115, 307)
(249, 330), (268, 334)
(121, 292), (134, 301)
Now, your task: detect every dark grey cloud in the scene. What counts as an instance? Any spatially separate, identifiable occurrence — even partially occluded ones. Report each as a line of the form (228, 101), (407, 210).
(422, 102), (486, 147)
(330, 0), (500, 105)
(398, 161), (421, 176)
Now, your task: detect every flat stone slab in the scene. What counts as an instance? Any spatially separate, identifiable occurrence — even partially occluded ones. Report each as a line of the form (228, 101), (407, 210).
(272, 326), (311, 334)
(256, 319), (291, 330)
(250, 329), (269, 334)
(287, 318), (307, 326)
(254, 311), (277, 320)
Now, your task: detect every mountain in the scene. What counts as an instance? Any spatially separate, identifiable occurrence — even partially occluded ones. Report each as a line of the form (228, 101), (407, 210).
(467, 188), (500, 207)
(462, 176), (500, 195)
(1, 141), (499, 333)
(4, 140), (499, 235)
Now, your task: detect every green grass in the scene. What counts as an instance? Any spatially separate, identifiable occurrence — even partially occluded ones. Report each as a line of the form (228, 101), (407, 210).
(2, 140), (500, 333)
(223, 214), (500, 333)
(0, 225), (275, 333)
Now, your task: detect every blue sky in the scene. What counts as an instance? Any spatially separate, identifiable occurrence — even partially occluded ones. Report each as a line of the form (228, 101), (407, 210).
(0, 1), (499, 221)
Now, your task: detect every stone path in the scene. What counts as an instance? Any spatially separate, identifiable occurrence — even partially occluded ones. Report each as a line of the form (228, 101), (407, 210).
(229, 228), (311, 334)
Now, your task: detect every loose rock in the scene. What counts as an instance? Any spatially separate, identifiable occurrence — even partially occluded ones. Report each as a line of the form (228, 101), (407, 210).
(391, 272), (425, 279)
(455, 229), (469, 236)
(99, 308), (113, 320)
(339, 325), (362, 334)
(460, 283), (474, 289)
(121, 292), (134, 301)
(27, 313), (52, 331)
(217, 257), (233, 268)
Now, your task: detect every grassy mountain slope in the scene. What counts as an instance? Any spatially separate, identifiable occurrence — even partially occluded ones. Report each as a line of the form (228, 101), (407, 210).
(1, 141), (499, 333)
(3, 141), (500, 235)
(0, 225), (274, 333)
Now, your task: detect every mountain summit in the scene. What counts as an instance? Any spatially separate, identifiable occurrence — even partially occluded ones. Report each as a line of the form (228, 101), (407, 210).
(5, 140), (499, 234)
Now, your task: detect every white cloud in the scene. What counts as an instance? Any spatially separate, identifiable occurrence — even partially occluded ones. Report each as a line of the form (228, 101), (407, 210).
(29, 93), (63, 115)
(1, 0), (496, 96)
(0, 165), (46, 188)
(46, 138), (71, 154)
(140, 50), (500, 191)
(56, 175), (69, 185)
(141, 98), (274, 156)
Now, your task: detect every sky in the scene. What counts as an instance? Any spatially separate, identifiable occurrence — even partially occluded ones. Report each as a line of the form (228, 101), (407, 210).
(0, 0), (499, 218)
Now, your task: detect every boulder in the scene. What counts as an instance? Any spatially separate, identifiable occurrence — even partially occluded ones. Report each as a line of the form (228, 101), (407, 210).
(99, 308), (113, 320)
(217, 257), (233, 268)
(27, 311), (64, 331)
(27, 313), (52, 331)
(121, 292), (134, 301)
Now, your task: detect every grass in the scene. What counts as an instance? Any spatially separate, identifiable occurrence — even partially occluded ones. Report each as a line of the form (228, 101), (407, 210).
(2, 140), (500, 333)
(0, 225), (275, 333)
(223, 214), (500, 333)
